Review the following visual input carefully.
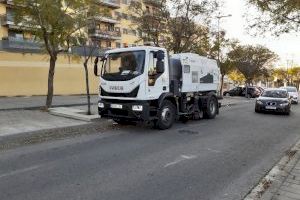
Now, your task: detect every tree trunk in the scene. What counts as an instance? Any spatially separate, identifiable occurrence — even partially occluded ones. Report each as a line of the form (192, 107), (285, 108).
(84, 60), (91, 115)
(245, 80), (250, 98)
(45, 55), (57, 110)
(220, 74), (225, 97)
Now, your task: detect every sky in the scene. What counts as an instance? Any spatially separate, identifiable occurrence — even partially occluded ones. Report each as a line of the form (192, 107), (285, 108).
(219, 0), (300, 67)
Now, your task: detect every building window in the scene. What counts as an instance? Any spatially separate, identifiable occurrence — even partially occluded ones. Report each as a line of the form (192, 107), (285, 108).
(116, 42), (121, 48)
(123, 28), (128, 34)
(106, 41), (112, 48)
(106, 24), (114, 32)
(146, 6), (150, 13)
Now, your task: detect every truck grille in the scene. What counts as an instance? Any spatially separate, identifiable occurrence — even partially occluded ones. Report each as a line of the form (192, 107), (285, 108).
(101, 86), (139, 98)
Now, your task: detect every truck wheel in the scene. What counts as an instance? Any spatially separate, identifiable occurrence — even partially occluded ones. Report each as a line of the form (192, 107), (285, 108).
(156, 100), (176, 130)
(204, 96), (218, 119)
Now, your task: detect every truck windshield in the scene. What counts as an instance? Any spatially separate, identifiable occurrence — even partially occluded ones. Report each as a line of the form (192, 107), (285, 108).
(102, 51), (145, 81)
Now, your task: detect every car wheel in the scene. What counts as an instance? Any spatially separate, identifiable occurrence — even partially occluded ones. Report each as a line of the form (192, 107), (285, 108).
(225, 93), (230, 97)
(204, 96), (218, 119)
(255, 108), (260, 113)
(156, 100), (176, 130)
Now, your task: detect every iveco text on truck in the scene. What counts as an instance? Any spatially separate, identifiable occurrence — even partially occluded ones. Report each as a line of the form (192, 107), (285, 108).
(94, 46), (220, 130)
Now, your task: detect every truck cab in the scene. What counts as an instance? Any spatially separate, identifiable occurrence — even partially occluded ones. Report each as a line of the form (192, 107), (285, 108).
(95, 46), (220, 129)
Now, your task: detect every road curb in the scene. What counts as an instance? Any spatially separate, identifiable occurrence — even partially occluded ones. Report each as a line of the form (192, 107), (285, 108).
(49, 107), (100, 122)
(243, 139), (300, 200)
(0, 120), (114, 151)
(0, 103), (97, 112)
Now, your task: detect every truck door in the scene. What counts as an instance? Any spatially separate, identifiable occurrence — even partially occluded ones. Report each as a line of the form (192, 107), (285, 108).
(147, 51), (169, 99)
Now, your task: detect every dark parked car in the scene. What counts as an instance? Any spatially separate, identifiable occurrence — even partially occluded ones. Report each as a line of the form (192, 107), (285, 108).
(223, 87), (244, 97)
(242, 86), (262, 98)
(255, 88), (291, 115)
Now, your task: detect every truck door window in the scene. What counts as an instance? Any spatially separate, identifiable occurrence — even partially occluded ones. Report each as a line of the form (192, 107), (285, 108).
(148, 52), (157, 76)
(148, 51), (159, 86)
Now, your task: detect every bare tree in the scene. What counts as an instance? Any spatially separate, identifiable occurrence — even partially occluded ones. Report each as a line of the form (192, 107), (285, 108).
(166, 0), (219, 53)
(247, 0), (300, 35)
(130, 0), (169, 46)
(228, 44), (278, 89)
(14, 0), (97, 110)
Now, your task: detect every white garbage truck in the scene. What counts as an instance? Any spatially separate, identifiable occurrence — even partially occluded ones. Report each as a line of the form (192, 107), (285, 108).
(94, 46), (220, 129)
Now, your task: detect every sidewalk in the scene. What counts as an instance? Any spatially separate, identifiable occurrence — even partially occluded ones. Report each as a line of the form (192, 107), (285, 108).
(0, 95), (98, 111)
(245, 141), (300, 200)
(275, 159), (300, 199)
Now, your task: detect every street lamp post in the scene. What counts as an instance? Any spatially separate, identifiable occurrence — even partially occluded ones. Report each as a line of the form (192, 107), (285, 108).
(216, 14), (232, 62)
(216, 14), (232, 96)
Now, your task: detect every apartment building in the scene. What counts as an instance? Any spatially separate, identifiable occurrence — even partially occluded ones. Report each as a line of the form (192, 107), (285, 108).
(90, 0), (159, 49)
(0, 0), (157, 96)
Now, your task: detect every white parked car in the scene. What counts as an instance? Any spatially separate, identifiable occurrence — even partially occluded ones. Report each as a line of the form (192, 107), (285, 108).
(281, 86), (299, 104)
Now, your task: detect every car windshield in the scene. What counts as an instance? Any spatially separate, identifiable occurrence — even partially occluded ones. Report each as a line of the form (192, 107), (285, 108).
(102, 51), (145, 81)
(262, 90), (288, 98)
(283, 87), (297, 92)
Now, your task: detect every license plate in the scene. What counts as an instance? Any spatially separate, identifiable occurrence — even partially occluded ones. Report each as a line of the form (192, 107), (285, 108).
(110, 104), (123, 109)
(265, 106), (276, 110)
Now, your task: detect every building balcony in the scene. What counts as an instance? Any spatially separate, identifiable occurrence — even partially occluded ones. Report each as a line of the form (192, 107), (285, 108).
(96, 0), (120, 9)
(0, 14), (39, 31)
(143, 0), (160, 7)
(0, 14), (14, 26)
(92, 15), (119, 24)
(0, 37), (42, 52)
(0, 0), (14, 5)
(89, 29), (121, 40)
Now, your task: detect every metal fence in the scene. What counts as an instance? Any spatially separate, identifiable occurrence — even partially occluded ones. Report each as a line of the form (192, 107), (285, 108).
(0, 40), (110, 56)
(0, 39), (43, 53)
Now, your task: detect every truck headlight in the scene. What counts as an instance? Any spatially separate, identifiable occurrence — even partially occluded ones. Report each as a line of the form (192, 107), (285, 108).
(132, 105), (143, 111)
(98, 102), (104, 108)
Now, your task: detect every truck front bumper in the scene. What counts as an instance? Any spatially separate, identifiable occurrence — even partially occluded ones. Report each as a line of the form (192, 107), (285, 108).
(98, 100), (151, 121)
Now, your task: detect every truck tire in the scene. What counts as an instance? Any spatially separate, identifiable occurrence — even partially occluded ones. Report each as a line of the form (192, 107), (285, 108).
(156, 100), (176, 130)
(204, 96), (218, 119)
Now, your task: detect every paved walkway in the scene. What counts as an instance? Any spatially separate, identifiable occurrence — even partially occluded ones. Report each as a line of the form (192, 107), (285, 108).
(0, 95), (98, 110)
(273, 159), (300, 200)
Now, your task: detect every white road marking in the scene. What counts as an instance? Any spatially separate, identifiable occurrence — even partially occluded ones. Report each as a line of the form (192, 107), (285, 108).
(164, 154), (198, 168)
(0, 165), (41, 179)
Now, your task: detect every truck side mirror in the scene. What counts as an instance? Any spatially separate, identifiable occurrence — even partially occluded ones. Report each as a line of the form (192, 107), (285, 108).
(156, 60), (165, 74)
(94, 56), (106, 76)
(156, 50), (165, 74)
(156, 50), (165, 60)
(94, 57), (99, 76)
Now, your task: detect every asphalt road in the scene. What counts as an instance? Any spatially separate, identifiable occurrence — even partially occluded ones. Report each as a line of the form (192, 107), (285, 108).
(0, 102), (300, 200)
